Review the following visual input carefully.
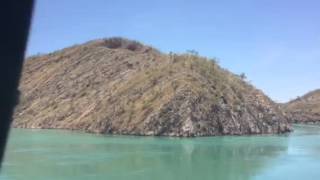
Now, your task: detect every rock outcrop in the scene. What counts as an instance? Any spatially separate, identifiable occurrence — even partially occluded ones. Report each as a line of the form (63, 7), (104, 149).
(13, 37), (292, 136)
(283, 89), (320, 124)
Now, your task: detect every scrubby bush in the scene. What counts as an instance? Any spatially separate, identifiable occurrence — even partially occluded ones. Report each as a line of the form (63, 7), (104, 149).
(125, 41), (143, 51)
(240, 73), (247, 80)
(103, 37), (123, 49)
(103, 37), (143, 51)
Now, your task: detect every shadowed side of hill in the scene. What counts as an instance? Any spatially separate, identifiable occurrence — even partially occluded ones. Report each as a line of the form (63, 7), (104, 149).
(13, 37), (292, 136)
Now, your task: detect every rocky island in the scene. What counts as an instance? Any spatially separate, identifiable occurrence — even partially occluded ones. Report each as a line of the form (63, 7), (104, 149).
(13, 38), (292, 136)
(283, 89), (320, 124)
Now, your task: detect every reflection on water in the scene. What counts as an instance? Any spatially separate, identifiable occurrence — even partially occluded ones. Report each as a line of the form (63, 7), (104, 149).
(0, 125), (320, 180)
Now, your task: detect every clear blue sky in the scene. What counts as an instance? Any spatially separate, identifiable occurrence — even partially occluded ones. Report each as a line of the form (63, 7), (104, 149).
(27, 0), (320, 103)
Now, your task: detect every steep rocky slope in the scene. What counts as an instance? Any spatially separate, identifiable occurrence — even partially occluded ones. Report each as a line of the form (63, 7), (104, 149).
(283, 89), (320, 124)
(13, 38), (292, 136)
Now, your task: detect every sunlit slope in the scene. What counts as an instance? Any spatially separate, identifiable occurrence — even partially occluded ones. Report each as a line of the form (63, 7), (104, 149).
(13, 38), (292, 136)
(283, 89), (320, 123)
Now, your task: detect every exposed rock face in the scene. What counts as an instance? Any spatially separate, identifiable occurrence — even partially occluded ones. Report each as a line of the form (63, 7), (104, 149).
(283, 89), (320, 124)
(13, 37), (292, 136)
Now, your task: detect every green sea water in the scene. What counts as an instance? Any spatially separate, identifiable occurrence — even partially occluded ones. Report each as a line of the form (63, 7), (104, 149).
(1, 124), (320, 180)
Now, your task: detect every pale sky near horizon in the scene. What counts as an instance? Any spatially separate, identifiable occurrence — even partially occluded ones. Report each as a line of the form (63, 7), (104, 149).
(26, 0), (320, 103)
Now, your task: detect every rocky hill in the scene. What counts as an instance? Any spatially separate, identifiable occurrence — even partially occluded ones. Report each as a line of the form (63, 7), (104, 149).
(283, 89), (320, 124)
(13, 37), (292, 136)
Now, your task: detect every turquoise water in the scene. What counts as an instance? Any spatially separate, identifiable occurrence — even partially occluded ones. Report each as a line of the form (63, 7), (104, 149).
(1, 124), (320, 180)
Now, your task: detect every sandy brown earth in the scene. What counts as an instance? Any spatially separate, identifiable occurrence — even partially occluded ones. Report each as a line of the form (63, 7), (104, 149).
(13, 37), (292, 136)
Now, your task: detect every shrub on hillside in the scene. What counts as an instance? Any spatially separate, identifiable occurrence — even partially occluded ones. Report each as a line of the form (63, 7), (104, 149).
(104, 37), (143, 51)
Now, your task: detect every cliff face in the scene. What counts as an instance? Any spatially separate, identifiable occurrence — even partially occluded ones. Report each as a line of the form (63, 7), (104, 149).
(13, 38), (292, 136)
(283, 90), (320, 124)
